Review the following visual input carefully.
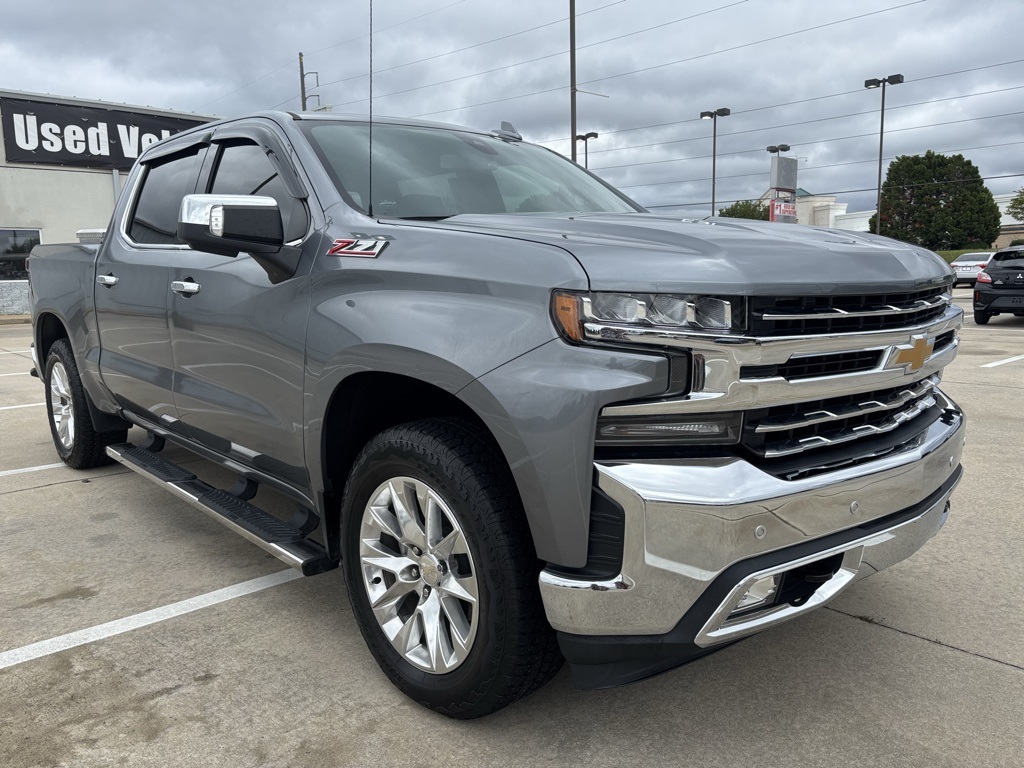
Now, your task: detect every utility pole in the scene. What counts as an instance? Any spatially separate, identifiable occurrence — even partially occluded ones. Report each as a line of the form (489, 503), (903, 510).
(299, 52), (307, 111)
(570, 0), (577, 163)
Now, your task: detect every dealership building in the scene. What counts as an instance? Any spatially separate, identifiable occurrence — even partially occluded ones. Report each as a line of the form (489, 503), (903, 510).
(0, 89), (213, 313)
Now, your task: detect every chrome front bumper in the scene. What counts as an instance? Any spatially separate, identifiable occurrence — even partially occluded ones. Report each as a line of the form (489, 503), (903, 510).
(539, 391), (964, 640)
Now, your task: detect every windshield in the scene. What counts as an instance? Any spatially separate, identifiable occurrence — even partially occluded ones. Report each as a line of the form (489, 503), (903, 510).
(953, 253), (989, 263)
(300, 121), (643, 219)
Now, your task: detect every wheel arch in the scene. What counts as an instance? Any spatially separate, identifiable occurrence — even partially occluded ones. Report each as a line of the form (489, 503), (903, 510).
(316, 370), (517, 561)
(35, 311), (130, 434)
(34, 310), (70, 365)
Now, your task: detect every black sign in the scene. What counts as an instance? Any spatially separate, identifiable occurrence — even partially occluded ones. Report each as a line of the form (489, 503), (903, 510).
(1, 97), (209, 171)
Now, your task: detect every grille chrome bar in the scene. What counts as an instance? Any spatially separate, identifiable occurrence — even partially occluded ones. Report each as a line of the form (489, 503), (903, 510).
(759, 394), (937, 458)
(758, 294), (950, 321)
(754, 376), (938, 434)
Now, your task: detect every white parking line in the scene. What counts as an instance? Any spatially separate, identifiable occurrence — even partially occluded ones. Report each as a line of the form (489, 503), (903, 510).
(0, 372), (30, 377)
(0, 463), (65, 477)
(0, 570), (302, 671)
(981, 353), (1024, 368)
(0, 403), (45, 410)
(0, 350), (31, 355)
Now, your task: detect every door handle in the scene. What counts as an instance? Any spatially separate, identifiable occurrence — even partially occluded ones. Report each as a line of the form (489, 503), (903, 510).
(171, 280), (201, 295)
(96, 274), (119, 287)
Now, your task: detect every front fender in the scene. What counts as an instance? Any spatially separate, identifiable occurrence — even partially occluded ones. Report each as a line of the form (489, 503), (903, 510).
(464, 340), (667, 567)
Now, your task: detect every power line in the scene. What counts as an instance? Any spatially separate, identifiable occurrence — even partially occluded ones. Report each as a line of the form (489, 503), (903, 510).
(411, 0), (925, 118)
(579, 0), (925, 90)
(534, 57), (1024, 146)
(194, 0), (467, 111)
(613, 110), (1024, 189)
(315, 0), (626, 94)
(587, 84), (1024, 170)
(325, 0), (749, 109)
(644, 173), (1024, 210)
(196, 59), (297, 111)
(614, 140), (1024, 189)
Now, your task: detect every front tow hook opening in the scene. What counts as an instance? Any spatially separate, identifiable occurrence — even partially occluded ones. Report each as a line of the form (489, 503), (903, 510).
(726, 552), (845, 620)
(777, 553), (845, 608)
(695, 548), (863, 647)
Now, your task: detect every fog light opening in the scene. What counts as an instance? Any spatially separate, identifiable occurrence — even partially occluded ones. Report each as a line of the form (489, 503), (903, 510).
(730, 574), (781, 617)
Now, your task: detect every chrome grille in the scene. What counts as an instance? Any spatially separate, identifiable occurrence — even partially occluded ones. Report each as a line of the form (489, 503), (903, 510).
(748, 287), (950, 335)
(741, 350), (882, 381)
(743, 376), (940, 459)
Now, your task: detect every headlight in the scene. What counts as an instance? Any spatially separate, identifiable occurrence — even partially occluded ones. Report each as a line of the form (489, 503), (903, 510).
(553, 290), (738, 343)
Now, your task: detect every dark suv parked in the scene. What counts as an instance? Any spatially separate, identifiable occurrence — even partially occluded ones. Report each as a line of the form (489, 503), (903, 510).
(974, 246), (1024, 324)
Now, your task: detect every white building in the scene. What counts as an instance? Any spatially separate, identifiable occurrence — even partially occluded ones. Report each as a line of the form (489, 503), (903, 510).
(758, 188), (855, 229)
(0, 89), (213, 312)
(829, 193), (1021, 246)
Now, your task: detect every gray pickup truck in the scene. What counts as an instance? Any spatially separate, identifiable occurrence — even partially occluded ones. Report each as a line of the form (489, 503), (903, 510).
(29, 111), (964, 718)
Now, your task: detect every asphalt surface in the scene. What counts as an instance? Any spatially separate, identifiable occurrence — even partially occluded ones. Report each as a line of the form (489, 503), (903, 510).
(1, 290), (1022, 768)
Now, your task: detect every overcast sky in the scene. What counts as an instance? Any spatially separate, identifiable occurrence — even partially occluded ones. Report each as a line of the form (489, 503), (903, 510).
(4, 0), (1023, 215)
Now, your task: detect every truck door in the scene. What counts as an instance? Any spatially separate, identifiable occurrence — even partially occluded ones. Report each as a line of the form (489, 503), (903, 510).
(94, 144), (206, 428)
(168, 133), (315, 491)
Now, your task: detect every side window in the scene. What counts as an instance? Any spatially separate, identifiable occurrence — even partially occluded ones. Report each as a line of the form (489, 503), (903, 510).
(209, 142), (308, 242)
(128, 147), (204, 245)
(1, 229), (40, 279)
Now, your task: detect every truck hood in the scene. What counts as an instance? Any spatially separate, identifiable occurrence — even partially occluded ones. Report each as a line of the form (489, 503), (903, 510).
(421, 212), (954, 295)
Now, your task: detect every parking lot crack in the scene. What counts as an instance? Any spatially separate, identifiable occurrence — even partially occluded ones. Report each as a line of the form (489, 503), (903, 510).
(827, 606), (1024, 673)
(0, 471), (133, 496)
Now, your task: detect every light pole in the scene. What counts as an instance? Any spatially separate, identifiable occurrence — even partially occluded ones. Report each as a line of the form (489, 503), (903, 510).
(864, 73), (904, 234)
(766, 144), (794, 223)
(570, 0), (577, 163)
(575, 131), (598, 168)
(700, 107), (730, 217)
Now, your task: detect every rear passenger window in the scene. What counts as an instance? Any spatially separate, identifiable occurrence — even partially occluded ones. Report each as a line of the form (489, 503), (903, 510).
(128, 147), (205, 245)
(209, 142), (308, 242)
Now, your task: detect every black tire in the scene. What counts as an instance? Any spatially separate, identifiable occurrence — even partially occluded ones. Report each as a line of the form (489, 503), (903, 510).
(341, 418), (562, 719)
(973, 310), (990, 325)
(43, 339), (127, 468)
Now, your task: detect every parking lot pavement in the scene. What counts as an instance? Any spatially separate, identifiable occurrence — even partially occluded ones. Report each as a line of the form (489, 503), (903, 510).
(3, 309), (1024, 768)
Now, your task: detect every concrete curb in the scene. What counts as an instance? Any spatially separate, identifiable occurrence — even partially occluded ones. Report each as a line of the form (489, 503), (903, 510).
(0, 315), (31, 325)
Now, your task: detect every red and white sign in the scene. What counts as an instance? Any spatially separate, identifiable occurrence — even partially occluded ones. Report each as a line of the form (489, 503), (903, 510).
(770, 199), (797, 221)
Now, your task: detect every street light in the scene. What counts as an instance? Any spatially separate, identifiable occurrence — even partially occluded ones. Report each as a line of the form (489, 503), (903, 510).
(766, 144), (790, 154)
(575, 131), (598, 168)
(700, 107), (730, 217)
(864, 73), (904, 234)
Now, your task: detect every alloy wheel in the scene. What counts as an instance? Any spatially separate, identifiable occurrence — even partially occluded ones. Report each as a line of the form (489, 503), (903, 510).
(358, 476), (480, 673)
(49, 361), (75, 450)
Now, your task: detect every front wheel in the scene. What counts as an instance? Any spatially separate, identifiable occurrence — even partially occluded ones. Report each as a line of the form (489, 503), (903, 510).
(974, 309), (991, 325)
(44, 339), (127, 468)
(341, 419), (562, 718)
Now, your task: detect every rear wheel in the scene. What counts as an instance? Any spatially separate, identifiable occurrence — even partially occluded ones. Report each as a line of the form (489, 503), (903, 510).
(341, 419), (562, 718)
(973, 309), (991, 325)
(44, 339), (127, 468)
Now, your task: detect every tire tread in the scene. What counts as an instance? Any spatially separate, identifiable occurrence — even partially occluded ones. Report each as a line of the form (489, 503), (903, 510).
(342, 418), (563, 719)
(45, 339), (126, 469)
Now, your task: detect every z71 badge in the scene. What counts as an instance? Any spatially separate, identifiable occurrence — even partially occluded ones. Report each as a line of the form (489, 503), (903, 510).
(326, 238), (389, 258)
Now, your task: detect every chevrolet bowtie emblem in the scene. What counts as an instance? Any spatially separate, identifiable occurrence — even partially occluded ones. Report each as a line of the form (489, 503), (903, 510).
(892, 336), (934, 373)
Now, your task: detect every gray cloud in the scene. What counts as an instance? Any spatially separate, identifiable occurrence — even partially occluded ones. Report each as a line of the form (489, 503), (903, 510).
(4, 0), (1022, 214)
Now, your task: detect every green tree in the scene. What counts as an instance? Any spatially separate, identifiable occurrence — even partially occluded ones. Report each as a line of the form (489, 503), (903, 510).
(718, 199), (770, 220)
(1006, 186), (1024, 223)
(867, 150), (1000, 249)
